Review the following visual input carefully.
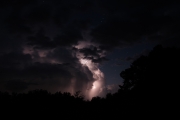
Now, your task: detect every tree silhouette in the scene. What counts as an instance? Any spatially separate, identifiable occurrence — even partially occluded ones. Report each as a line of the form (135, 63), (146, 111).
(74, 91), (84, 102)
(119, 45), (180, 113)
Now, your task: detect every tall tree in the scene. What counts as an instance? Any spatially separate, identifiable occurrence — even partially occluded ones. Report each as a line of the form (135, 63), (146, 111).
(120, 45), (180, 99)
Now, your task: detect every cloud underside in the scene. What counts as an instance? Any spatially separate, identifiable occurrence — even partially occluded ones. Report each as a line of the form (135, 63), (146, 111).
(0, 0), (179, 97)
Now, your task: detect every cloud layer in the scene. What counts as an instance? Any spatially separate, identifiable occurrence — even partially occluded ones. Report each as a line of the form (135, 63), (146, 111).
(0, 0), (179, 98)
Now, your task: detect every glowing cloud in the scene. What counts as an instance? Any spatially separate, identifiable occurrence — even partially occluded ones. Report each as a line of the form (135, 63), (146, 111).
(74, 41), (106, 99)
(79, 58), (104, 99)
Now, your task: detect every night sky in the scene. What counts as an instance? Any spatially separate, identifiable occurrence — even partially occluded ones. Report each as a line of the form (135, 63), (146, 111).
(0, 0), (180, 99)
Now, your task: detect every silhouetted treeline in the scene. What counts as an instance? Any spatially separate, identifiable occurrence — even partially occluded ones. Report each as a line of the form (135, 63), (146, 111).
(1, 45), (179, 119)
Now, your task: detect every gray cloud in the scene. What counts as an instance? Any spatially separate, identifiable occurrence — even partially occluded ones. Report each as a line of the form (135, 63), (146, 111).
(0, 0), (179, 98)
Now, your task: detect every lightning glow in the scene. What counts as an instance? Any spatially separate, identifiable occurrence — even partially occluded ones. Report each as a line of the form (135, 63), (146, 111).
(73, 41), (106, 100)
(80, 58), (104, 99)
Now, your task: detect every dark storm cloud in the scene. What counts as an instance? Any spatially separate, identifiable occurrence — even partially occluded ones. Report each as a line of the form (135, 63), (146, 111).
(4, 14), (32, 34)
(46, 47), (78, 64)
(0, 52), (32, 69)
(22, 63), (74, 90)
(53, 27), (83, 47)
(91, 0), (180, 49)
(27, 26), (83, 50)
(91, 57), (109, 63)
(1, 0), (91, 34)
(5, 79), (37, 92)
(91, 15), (173, 48)
(0, 0), (180, 94)
(0, 36), (94, 93)
(27, 28), (56, 49)
(0, 57), (93, 93)
(78, 46), (109, 63)
(25, 4), (52, 24)
(91, 18), (143, 48)
(79, 47), (101, 59)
